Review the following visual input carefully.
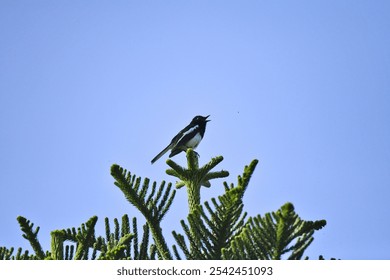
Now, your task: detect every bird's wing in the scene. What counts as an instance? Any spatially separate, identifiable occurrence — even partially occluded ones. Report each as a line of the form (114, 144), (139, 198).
(151, 123), (199, 163)
(169, 125), (200, 157)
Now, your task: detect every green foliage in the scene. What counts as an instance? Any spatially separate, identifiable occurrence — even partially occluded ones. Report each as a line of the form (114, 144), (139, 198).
(1, 149), (329, 260)
(0, 247), (33, 260)
(17, 216), (46, 259)
(172, 158), (257, 259)
(221, 203), (326, 260)
(166, 149), (229, 212)
(110, 165), (176, 259)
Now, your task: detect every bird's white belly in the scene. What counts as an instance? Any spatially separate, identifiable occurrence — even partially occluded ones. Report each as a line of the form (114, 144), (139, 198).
(186, 132), (202, 148)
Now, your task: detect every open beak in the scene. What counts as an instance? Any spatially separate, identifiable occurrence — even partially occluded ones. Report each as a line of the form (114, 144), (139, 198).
(205, 115), (210, 122)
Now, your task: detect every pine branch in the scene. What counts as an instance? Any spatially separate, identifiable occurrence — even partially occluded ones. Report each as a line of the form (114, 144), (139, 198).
(110, 164), (175, 259)
(166, 149), (229, 213)
(132, 217), (139, 259)
(101, 216), (157, 260)
(149, 244), (158, 260)
(139, 224), (150, 260)
(224, 203), (326, 260)
(0, 247), (33, 260)
(92, 237), (103, 259)
(50, 230), (65, 260)
(173, 159), (258, 259)
(121, 215), (131, 256)
(0, 247), (18, 260)
(103, 233), (134, 260)
(74, 216), (98, 260)
(172, 245), (182, 260)
(16, 216), (46, 259)
(105, 217), (111, 243)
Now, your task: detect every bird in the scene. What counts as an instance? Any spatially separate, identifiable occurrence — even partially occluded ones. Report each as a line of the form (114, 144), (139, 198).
(151, 115), (210, 164)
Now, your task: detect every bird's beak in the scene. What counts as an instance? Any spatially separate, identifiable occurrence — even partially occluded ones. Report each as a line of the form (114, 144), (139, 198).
(205, 115), (210, 122)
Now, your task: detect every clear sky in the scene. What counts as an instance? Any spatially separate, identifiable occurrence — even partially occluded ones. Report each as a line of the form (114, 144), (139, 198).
(1, 1), (389, 260)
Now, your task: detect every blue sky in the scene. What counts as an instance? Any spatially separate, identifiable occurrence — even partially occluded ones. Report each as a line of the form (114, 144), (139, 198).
(1, 1), (389, 259)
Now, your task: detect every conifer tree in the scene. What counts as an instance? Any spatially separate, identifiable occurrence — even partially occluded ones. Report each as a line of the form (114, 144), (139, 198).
(0, 149), (327, 260)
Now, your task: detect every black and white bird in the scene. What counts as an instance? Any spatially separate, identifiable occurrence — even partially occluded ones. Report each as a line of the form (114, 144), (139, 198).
(151, 115), (210, 164)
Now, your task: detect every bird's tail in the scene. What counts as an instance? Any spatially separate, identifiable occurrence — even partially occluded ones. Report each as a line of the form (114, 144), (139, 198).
(151, 144), (171, 164)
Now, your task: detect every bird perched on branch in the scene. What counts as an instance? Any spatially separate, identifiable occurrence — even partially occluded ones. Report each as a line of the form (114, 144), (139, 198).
(151, 115), (210, 164)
